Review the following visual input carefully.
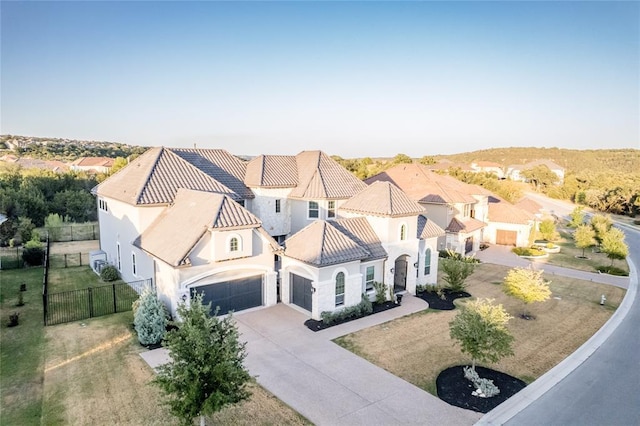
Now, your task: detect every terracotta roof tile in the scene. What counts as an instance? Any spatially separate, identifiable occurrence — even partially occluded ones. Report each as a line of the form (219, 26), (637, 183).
(332, 217), (387, 260)
(488, 196), (534, 225)
(134, 189), (261, 266)
(289, 151), (367, 199)
(244, 155), (298, 187)
(417, 215), (446, 239)
(340, 181), (425, 217)
(516, 197), (544, 215)
(446, 217), (486, 233)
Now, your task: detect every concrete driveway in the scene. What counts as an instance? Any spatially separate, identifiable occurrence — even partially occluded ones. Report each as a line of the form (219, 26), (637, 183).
(234, 299), (482, 425)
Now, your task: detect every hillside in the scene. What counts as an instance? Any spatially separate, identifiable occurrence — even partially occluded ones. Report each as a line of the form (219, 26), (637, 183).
(436, 147), (640, 175)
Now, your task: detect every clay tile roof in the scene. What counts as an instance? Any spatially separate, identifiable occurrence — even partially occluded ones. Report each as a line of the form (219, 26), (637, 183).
(516, 197), (544, 215)
(289, 151), (367, 199)
(134, 189), (261, 266)
(244, 155), (299, 187)
(72, 157), (115, 167)
(509, 159), (564, 172)
(417, 215), (446, 239)
(367, 164), (478, 204)
(446, 217), (486, 233)
(284, 220), (371, 267)
(332, 217), (388, 260)
(96, 147), (252, 205)
(488, 196), (534, 225)
(340, 181), (425, 218)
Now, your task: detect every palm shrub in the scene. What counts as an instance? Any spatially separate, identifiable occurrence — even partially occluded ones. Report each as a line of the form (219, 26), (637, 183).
(134, 288), (168, 346)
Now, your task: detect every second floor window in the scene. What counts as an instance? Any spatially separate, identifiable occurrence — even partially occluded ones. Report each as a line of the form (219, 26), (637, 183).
(308, 201), (319, 219)
(400, 224), (407, 241)
(230, 237), (239, 252)
(327, 200), (336, 219)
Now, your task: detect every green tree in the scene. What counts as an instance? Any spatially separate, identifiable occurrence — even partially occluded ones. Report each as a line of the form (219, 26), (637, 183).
(538, 219), (557, 242)
(567, 206), (585, 228)
(44, 213), (66, 241)
(521, 165), (559, 191)
(419, 155), (436, 165)
(590, 214), (613, 244)
(392, 153), (413, 164)
(17, 216), (35, 244)
(134, 288), (168, 346)
(600, 228), (629, 267)
(449, 298), (514, 371)
(440, 257), (476, 292)
(22, 233), (44, 266)
(502, 267), (551, 318)
(153, 293), (251, 426)
(110, 157), (129, 174)
(574, 224), (596, 258)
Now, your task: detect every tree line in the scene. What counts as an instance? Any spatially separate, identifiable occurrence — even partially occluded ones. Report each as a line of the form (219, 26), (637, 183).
(0, 165), (100, 245)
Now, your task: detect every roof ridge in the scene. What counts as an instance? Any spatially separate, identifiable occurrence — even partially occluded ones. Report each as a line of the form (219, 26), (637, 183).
(135, 147), (165, 204)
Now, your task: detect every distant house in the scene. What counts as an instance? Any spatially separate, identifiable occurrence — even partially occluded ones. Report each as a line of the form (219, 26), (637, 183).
(0, 155), (68, 173)
(470, 161), (505, 179)
(506, 160), (565, 184)
(485, 195), (535, 246)
(70, 157), (115, 173)
(95, 148), (444, 320)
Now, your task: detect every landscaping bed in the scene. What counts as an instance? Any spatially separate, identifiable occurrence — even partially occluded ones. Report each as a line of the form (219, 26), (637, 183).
(304, 300), (399, 331)
(416, 288), (471, 310)
(436, 365), (526, 413)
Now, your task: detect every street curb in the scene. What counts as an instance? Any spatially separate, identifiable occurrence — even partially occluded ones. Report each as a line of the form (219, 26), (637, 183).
(476, 233), (638, 426)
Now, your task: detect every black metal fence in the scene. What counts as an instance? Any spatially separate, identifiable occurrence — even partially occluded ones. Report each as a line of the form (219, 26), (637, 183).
(0, 247), (24, 269)
(45, 223), (99, 242)
(43, 282), (144, 326)
(48, 252), (92, 269)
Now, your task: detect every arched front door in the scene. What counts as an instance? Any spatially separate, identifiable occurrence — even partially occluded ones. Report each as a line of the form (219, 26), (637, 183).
(393, 255), (408, 292)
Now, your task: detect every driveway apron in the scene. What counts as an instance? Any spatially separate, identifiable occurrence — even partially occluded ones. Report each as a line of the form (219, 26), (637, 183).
(235, 301), (482, 425)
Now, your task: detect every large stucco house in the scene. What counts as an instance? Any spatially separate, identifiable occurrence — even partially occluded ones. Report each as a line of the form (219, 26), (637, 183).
(366, 163), (534, 252)
(95, 148), (444, 320)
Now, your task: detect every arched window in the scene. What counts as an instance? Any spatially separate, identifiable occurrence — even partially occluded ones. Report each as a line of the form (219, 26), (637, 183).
(229, 237), (239, 252)
(335, 272), (345, 306)
(424, 248), (432, 275)
(400, 224), (407, 241)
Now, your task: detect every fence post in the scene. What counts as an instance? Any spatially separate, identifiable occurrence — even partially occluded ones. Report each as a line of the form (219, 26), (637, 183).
(71, 226), (74, 241)
(88, 287), (94, 318)
(64, 254), (67, 268)
(113, 283), (118, 313)
(79, 252), (82, 267)
(93, 225), (96, 240)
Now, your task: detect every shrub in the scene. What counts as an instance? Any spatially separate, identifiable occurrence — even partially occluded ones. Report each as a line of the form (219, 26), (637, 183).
(320, 294), (374, 325)
(360, 293), (373, 315)
(22, 236), (44, 266)
(439, 249), (480, 263)
(100, 265), (120, 282)
(134, 288), (168, 346)
(512, 247), (545, 257)
(372, 281), (388, 304)
(441, 258), (476, 292)
(596, 266), (629, 276)
(634, 219), (640, 226)
(8, 312), (20, 327)
(16, 292), (24, 307)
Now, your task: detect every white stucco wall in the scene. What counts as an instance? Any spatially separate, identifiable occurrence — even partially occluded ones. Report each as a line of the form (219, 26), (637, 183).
(417, 238), (439, 286)
(289, 199), (347, 235)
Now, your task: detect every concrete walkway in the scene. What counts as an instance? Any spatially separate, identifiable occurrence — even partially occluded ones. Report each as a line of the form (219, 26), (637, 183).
(141, 296), (482, 425)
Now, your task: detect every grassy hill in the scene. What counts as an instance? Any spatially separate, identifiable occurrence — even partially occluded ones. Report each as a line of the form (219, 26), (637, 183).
(436, 147), (640, 175)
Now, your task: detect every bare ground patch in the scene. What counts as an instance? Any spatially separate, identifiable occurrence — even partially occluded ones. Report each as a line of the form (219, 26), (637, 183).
(335, 263), (625, 395)
(49, 240), (99, 255)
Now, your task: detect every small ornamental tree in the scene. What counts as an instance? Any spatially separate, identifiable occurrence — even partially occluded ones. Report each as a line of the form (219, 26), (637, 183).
(538, 219), (557, 242)
(600, 228), (629, 267)
(502, 267), (551, 318)
(133, 287), (167, 346)
(153, 293), (251, 426)
(574, 224), (596, 258)
(590, 214), (613, 244)
(449, 298), (514, 371)
(567, 206), (585, 228)
(440, 257), (476, 292)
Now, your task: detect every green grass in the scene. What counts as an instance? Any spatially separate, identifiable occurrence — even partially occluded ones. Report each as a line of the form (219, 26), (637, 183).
(48, 266), (126, 293)
(0, 267), (47, 425)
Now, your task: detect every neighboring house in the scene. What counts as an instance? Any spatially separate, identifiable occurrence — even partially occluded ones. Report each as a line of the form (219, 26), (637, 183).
(95, 147), (443, 320)
(470, 161), (505, 179)
(366, 164), (488, 255)
(515, 197), (544, 220)
(485, 195), (535, 246)
(0, 155), (68, 172)
(506, 160), (565, 184)
(70, 157), (115, 173)
(280, 181), (444, 319)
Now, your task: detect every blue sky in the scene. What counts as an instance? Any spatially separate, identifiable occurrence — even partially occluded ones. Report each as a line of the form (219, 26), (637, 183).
(2, 1), (638, 157)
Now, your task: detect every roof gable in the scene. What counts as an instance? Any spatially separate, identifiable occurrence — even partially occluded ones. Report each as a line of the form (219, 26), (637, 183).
(488, 196), (534, 225)
(244, 155), (298, 187)
(340, 181), (425, 218)
(134, 189), (260, 267)
(284, 220), (371, 267)
(289, 151), (367, 199)
(417, 215), (446, 239)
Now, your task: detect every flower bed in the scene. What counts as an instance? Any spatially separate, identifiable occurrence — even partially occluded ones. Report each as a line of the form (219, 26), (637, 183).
(304, 300), (399, 331)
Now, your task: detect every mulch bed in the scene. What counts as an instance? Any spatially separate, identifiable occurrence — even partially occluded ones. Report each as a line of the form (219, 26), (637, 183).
(416, 288), (471, 310)
(436, 365), (526, 413)
(304, 301), (399, 332)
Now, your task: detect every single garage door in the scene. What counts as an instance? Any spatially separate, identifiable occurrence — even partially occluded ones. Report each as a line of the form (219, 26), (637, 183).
(496, 230), (517, 246)
(290, 273), (312, 312)
(192, 275), (263, 316)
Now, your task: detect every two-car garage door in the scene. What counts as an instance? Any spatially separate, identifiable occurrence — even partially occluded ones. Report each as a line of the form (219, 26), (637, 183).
(192, 275), (263, 316)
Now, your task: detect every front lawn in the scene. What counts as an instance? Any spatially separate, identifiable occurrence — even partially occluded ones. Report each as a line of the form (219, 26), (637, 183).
(334, 263), (625, 396)
(47, 265), (125, 293)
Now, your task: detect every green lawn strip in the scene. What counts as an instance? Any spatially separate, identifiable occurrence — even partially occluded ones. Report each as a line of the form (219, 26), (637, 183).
(0, 267), (47, 426)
